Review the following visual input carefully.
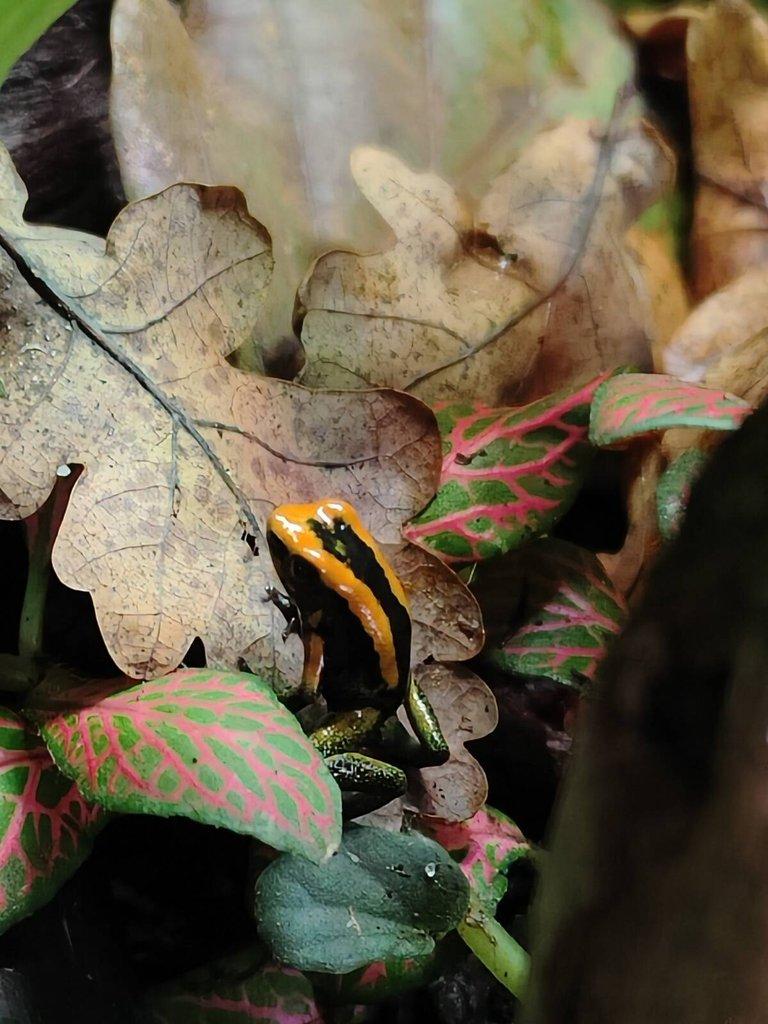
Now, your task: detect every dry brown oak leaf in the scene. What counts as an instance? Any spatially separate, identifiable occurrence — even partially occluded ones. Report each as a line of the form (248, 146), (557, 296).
(297, 116), (675, 405)
(687, 0), (768, 298)
(0, 144), (482, 680)
(359, 663), (498, 826)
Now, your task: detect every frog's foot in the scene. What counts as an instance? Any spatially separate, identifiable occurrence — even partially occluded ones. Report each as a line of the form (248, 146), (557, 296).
(263, 585), (296, 624)
(325, 752), (407, 817)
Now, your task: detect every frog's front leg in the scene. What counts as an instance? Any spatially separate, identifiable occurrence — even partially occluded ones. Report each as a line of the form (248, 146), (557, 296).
(404, 675), (450, 767)
(310, 708), (407, 816)
(263, 585), (300, 641)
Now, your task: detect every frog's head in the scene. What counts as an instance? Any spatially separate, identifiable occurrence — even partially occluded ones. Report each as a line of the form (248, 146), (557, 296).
(266, 498), (411, 692)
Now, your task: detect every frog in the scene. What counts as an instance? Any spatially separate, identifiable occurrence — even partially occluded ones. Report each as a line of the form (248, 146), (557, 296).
(265, 498), (449, 814)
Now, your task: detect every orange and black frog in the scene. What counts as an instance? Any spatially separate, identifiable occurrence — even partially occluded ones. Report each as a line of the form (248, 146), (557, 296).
(265, 498), (448, 813)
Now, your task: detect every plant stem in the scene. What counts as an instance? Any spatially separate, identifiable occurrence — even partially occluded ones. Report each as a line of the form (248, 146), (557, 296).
(18, 495), (54, 661)
(458, 914), (529, 998)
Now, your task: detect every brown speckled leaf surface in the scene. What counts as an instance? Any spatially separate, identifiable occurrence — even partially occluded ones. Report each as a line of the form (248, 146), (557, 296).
(0, 143), (441, 680)
(298, 118), (674, 405)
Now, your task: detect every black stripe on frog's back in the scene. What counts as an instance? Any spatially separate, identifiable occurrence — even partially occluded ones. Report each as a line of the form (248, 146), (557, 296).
(309, 515), (411, 689)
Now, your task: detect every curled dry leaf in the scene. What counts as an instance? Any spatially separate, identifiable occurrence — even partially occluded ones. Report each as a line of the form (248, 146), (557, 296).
(663, 267), (768, 383)
(705, 326), (768, 408)
(622, 5), (702, 82)
(599, 442), (663, 598)
(403, 664), (498, 823)
(110, 0), (633, 357)
(687, 0), (768, 297)
(0, 142), (442, 679)
(298, 116), (674, 404)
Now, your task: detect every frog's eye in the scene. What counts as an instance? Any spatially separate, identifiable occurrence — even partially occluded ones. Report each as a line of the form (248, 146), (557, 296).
(288, 554), (314, 582)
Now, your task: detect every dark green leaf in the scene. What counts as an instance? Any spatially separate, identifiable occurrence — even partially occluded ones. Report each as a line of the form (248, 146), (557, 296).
(254, 825), (470, 973)
(656, 449), (708, 541)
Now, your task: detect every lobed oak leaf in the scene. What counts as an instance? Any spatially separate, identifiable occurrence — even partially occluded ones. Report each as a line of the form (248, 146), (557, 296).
(403, 663), (498, 823)
(298, 116), (675, 405)
(110, 0), (633, 359)
(686, 0), (768, 297)
(355, 664), (498, 829)
(0, 142), (443, 680)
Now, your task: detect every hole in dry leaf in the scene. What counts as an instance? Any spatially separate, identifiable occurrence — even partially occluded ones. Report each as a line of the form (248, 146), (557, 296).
(241, 531), (258, 555)
(463, 228), (521, 274)
(182, 637), (207, 669)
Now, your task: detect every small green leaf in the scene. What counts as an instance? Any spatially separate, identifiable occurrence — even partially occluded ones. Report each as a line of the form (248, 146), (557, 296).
(148, 947), (323, 1023)
(0, 0), (77, 85)
(477, 539), (626, 687)
(0, 707), (103, 935)
(656, 449), (708, 541)
(26, 668), (341, 864)
(404, 374), (608, 563)
(590, 373), (751, 448)
(255, 825), (470, 973)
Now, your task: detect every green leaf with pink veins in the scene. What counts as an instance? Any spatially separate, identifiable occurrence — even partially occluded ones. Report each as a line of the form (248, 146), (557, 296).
(590, 373), (752, 448)
(149, 950), (324, 1024)
(478, 539), (627, 688)
(404, 373), (609, 563)
(26, 668), (341, 864)
(422, 805), (530, 916)
(0, 707), (104, 936)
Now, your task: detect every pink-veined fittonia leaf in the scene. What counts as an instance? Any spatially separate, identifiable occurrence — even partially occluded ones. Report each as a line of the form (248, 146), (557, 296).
(319, 953), (439, 1005)
(421, 805), (529, 916)
(656, 448), (708, 541)
(149, 952), (323, 1024)
(589, 373), (752, 448)
(480, 539), (627, 688)
(403, 374), (609, 563)
(26, 669), (341, 863)
(0, 707), (104, 935)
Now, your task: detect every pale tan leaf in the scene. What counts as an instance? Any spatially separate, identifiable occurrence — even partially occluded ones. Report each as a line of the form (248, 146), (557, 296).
(0, 143), (441, 679)
(663, 267), (768, 382)
(622, 5), (702, 82)
(704, 326), (768, 407)
(110, 0), (633, 359)
(687, 0), (768, 297)
(299, 117), (674, 405)
(625, 225), (689, 371)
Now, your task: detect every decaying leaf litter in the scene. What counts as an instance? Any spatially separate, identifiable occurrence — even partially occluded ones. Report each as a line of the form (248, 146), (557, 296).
(4, 0), (768, 1018)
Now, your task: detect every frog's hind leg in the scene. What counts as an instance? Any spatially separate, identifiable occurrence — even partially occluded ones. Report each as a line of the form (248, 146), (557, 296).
(325, 752), (407, 817)
(310, 708), (406, 816)
(404, 675), (450, 767)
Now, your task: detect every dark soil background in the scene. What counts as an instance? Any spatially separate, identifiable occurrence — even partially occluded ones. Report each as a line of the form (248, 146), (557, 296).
(0, 2), (691, 1021)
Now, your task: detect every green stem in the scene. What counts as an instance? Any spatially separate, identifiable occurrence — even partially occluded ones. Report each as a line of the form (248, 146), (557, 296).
(458, 914), (529, 998)
(18, 496), (54, 661)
